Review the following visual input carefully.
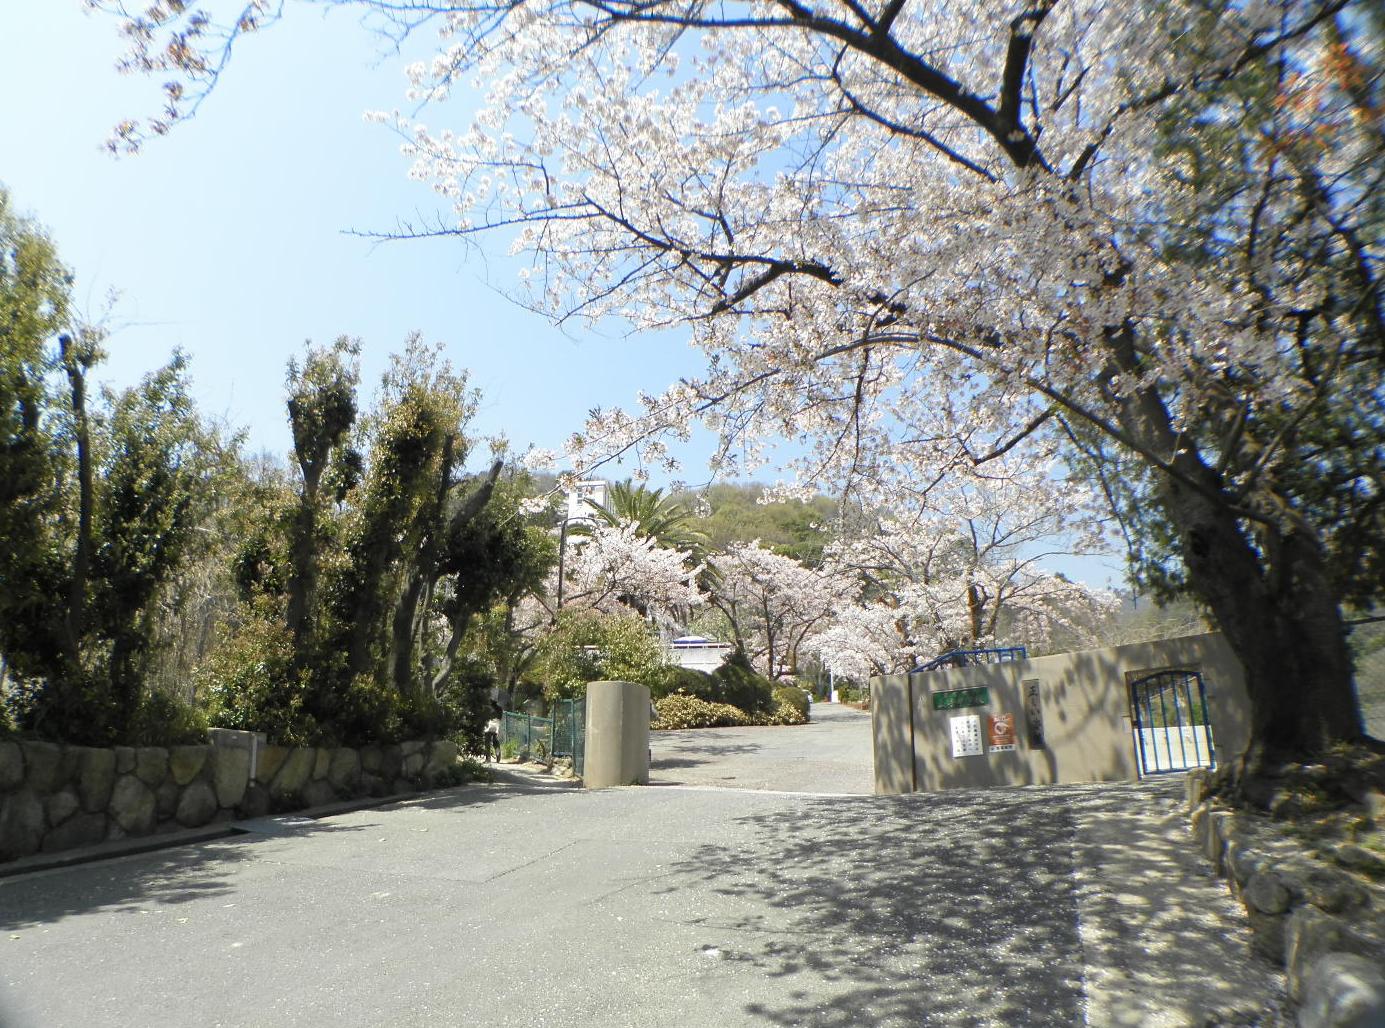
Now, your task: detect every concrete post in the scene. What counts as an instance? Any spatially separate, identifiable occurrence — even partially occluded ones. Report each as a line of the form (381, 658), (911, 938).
(583, 680), (650, 788)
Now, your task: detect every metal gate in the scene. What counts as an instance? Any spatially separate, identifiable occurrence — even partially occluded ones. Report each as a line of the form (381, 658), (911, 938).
(1129, 669), (1216, 775)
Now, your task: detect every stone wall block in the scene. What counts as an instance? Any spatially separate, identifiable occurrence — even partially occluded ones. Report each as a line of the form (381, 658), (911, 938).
(400, 740), (425, 758)
(109, 775), (156, 835)
(1203, 811), (1234, 874)
(0, 740), (23, 791)
(1298, 953), (1385, 1028)
(134, 747), (169, 788)
(1301, 868), (1370, 915)
(1185, 768), (1210, 812)
(401, 752), (425, 779)
(41, 812), (107, 853)
(380, 746), (403, 782)
(312, 748), (332, 781)
(0, 790), (45, 860)
(211, 747), (250, 809)
(1227, 840), (1268, 887)
(176, 781), (218, 828)
(1332, 844), (1385, 879)
(424, 741), (458, 778)
(46, 787), (80, 828)
(156, 780), (180, 820)
(1247, 909), (1289, 964)
(1244, 871), (1293, 915)
(239, 782), (271, 819)
(168, 746), (209, 786)
(270, 747), (315, 801)
(78, 748), (117, 813)
(391, 777), (417, 795)
(21, 741), (63, 795)
(327, 749), (361, 793)
(59, 746), (85, 785)
(1286, 907), (1367, 1001)
(302, 780), (336, 807)
(360, 745), (382, 774)
(360, 772), (387, 798)
(256, 746), (289, 785)
(114, 746), (135, 774)
(1189, 803), (1208, 848)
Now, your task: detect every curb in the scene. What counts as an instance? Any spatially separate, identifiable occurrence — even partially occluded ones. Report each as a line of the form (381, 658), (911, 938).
(0, 787), (471, 880)
(1, 766), (582, 880)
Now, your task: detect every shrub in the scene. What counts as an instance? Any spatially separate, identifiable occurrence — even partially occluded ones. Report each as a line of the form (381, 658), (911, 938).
(710, 650), (774, 714)
(772, 685), (810, 721)
(127, 691), (210, 746)
(198, 609), (321, 746)
(652, 694), (753, 730)
(535, 609), (665, 700)
(648, 665), (715, 701)
(836, 681), (868, 705)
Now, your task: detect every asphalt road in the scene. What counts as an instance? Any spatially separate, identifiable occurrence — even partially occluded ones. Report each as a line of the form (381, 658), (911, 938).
(0, 705), (1285, 1027)
(650, 702), (876, 794)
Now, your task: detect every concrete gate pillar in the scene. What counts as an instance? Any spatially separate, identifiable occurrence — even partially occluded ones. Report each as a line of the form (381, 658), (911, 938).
(583, 680), (650, 788)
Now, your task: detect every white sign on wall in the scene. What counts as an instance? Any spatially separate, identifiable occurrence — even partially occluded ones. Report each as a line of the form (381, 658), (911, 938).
(950, 715), (983, 758)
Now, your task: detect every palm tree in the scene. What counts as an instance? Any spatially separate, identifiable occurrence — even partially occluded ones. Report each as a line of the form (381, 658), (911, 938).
(582, 480), (707, 556)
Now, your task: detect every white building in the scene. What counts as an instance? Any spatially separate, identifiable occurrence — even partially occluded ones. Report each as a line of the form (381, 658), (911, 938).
(667, 636), (733, 673)
(565, 480), (608, 524)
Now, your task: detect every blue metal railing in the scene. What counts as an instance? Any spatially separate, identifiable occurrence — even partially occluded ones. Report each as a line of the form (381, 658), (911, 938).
(914, 646), (1028, 673)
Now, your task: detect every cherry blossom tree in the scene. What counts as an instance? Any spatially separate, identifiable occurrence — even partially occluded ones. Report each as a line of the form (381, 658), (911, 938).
(95, 0), (1385, 769)
(706, 541), (857, 678)
(823, 461), (1119, 671)
(551, 519), (705, 623)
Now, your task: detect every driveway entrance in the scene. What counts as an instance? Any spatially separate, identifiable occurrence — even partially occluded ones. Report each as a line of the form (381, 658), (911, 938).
(2, 704), (1286, 1027)
(651, 702), (875, 794)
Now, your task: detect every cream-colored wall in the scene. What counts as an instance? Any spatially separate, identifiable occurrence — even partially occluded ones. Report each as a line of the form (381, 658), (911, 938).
(584, 680), (651, 789)
(871, 632), (1252, 795)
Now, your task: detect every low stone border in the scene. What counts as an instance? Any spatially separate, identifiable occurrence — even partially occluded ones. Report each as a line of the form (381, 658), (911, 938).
(1184, 769), (1385, 1027)
(0, 736), (460, 863)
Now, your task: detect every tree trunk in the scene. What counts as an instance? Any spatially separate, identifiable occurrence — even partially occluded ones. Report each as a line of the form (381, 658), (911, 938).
(59, 336), (92, 674)
(1159, 460), (1364, 771)
(285, 485), (320, 661)
(1103, 327), (1365, 772)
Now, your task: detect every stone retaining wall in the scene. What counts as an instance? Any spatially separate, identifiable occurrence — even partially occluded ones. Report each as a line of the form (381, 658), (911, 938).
(0, 736), (460, 863)
(1184, 770), (1385, 1027)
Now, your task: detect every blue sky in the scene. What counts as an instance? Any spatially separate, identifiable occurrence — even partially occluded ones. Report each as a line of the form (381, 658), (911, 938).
(1, 4), (712, 473)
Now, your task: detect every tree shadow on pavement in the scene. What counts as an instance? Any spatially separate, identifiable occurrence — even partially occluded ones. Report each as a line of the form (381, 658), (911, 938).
(651, 780), (1284, 1027)
(0, 777), (576, 933)
(0, 817), (368, 932)
(651, 740), (761, 772)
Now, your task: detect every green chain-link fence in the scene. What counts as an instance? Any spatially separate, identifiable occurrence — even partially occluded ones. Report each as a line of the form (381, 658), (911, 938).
(552, 698), (585, 776)
(499, 702), (586, 773)
(501, 710), (553, 763)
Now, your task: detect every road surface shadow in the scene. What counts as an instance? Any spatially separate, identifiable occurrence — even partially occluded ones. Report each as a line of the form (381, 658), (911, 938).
(0, 776), (573, 932)
(651, 781), (1283, 1027)
(651, 740), (761, 772)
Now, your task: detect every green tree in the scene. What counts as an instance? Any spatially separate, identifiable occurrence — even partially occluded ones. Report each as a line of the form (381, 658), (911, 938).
(91, 354), (234, 739)
(284, 337), (360, 658)
(688, 483), (837, 565)
(533, 609), (665, 700)
(0, 188), (71, 700)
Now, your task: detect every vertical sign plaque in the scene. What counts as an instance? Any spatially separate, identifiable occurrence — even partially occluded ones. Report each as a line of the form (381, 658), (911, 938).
(950, 715), (983, 758)
(1023, 679), (1044, 748)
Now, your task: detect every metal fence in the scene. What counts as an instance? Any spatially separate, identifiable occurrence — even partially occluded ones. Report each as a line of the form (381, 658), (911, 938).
(915, 646), (1028, 673)
(501, 710), (553, 763)
(500, 702), (586, 774)
(551, 698), (585, 776)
